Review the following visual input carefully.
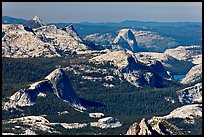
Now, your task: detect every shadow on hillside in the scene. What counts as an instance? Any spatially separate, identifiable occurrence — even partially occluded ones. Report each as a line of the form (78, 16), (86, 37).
(79, 98), (106, 108)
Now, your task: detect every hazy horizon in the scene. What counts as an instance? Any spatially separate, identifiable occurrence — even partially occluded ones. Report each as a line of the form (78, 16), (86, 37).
(2, 2), (202, 23)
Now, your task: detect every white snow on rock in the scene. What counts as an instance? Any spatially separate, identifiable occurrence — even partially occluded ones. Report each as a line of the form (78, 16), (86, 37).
(164, 97), (175, 104)
(89, 113), (105, 118)
(21, 129), (37, 135)
(34, 24), (88, 54)
(102, 83), (114, 88)
(62, 24), (83, 43)
(2, 133), (18, 135)
(57, 111), (69, 115)
(57, 123), (88, 129)
(177, 83), (202, 104)
(90, 117), (122, 129)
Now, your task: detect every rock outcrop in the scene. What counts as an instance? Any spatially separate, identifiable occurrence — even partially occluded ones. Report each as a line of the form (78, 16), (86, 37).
(125, 117), (182, 135)
(125, 122), (140, 135)
(90, 50), (172, 88)
(84, 28), (177, 52)
(23, 16), (46, 28)
(90, 117), (122, 129)
(44, 68), (84, 110)
(135, 51), (194, 75)
(180, 64), (202, 84)
(177, 83), (202, 104)
(113, 29), (139, 52)
(162, 104), (202, 122)
(2, 115), (59, 135)
(89, 113), (105, 118)
(2, 17), (89, 58)
(164, 45), (202, 62)
(2, 68), (85, 111)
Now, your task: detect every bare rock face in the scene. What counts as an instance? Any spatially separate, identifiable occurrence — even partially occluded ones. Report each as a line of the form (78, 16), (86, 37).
(45, 68), (85, 110)
(2, 24), (61, 58)
(164, 45), (202, 62)
(62, 24), (83, 43)
(2, 68), (85, 111)
(125, 122), (140, 135)
(162, 104), (202, 121)
(2, 17), (89, 58)
(177, 83), (202, 104)
(113, 29), (139, 52)
(90, 117), (122, 129)
(23, 16), (46, 28)
(138, 118), (152, 135)
(84, 28), (177, 52)
(125, 118), (152, 135)
(125, 117), (182, 135)
(148, 60), (171, 79)
(90, 50), (171, 88)
(180, 64), (202, 85)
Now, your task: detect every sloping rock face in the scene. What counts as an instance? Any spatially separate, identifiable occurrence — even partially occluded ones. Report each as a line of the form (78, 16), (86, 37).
(90, 50), (172, 88)
(113, 29), (139, 52)
(162, 104), (202, 121)
(180, 64), (202, 84)
(62, 24), (83, 42)
(44, 68), (84, 110)
(148, 60), (171, 79)
(164, 45), (202, 62)
(2, 68), (85, 111)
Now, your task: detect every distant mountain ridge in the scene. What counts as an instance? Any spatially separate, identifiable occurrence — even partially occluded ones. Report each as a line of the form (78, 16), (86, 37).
(79, 20), (201, 27)
(2, 16), (27, 24)
(2, 16), (201, 27)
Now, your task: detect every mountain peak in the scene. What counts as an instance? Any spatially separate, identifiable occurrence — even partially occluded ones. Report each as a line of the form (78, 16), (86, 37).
(62, 24), (83, 42)
(2, 68), (86, 111)
(62, 24), (76, 32)
(32, 16), (42, 22)
(68, 24), (74, 29)
(113, 28), (139, 52)
(25, 16), (46, 27)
